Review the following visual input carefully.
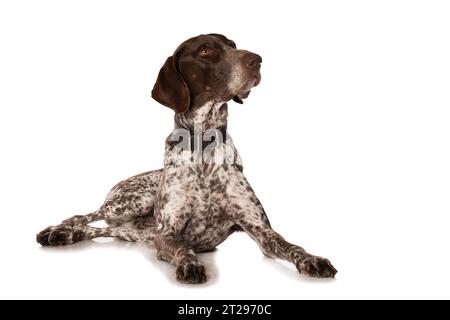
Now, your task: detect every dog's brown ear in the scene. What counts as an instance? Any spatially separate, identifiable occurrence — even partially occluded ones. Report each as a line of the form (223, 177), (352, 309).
(151, 55), (190, 113)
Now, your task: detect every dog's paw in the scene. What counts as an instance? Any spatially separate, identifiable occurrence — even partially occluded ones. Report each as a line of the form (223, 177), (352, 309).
(176, 262), (207, 284)
(296, 256), (337, 278)
(36, 226), (54, 246)
(36, 224), (83, 246)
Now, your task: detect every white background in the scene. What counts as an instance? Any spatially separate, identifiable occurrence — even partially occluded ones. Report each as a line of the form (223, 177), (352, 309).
(1, 0), (449, 299)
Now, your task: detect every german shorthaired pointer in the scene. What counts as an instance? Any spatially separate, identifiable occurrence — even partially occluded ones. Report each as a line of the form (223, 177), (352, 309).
(37, 34), (337, 283)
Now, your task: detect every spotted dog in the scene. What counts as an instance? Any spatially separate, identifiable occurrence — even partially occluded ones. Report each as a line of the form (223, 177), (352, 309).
(37, 34), (337, 283)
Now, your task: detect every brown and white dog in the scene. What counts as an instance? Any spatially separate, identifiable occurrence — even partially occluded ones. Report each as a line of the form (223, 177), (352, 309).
(36, 34), (337, 284)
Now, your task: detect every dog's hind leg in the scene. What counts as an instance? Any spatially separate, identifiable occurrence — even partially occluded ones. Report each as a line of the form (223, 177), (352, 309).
(101, 169), (163, 226)
(36, 169), (162, 246)
(36, 210), (106, 246)
(37, 215), (156, 246)
(61, 211), (105, 226)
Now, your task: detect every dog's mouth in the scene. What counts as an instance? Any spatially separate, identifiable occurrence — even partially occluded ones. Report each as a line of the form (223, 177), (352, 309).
(232, 75), (261, 104)
(232, 92), (250, 104)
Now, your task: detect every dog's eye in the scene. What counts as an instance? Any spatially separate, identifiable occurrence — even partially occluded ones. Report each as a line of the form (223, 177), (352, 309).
(199, 47), (211, 56)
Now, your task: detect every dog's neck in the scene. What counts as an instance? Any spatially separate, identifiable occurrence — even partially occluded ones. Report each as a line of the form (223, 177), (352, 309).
(174, 100), (228, 131)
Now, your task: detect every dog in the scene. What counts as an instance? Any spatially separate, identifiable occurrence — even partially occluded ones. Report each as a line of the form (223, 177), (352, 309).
(37, 34), (337, 283)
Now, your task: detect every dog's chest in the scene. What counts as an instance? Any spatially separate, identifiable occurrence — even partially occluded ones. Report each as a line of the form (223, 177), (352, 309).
(178, 164), (239, 250)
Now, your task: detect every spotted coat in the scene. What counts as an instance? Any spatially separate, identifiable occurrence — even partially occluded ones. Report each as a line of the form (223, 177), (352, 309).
(37, 34), (337, 284)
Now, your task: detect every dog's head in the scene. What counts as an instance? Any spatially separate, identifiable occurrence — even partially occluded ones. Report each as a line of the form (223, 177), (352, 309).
(151, 34), (262, 113)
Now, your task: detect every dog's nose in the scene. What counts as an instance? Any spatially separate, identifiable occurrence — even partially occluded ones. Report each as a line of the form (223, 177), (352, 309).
(245, 52), (262, 70)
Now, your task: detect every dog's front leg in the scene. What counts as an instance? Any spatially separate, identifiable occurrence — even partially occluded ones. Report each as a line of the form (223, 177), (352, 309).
(239, 220), (337, 278)
(154, 233), (207, 284)
(154, 171), (207, 284)
(231, 175), (337, 278)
